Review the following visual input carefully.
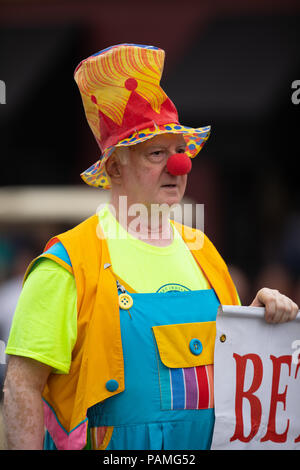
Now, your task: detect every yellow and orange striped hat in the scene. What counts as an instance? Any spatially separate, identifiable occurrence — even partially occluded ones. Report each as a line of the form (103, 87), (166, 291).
(74, 44), (210, 189)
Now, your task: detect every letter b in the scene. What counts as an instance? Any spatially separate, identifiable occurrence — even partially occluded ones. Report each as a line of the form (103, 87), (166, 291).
(230, 353), (263, 442)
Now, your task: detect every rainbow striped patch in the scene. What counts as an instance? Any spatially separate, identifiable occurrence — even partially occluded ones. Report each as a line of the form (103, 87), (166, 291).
(156, 355), (214, 410)
(90, 426), (114, 450)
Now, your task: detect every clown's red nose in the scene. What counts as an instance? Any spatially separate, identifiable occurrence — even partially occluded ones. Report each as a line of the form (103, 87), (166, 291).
(166, 153), (192, 176)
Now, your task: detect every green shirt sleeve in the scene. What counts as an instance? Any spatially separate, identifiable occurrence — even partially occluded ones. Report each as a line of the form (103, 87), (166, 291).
(6, 257), (77, 374)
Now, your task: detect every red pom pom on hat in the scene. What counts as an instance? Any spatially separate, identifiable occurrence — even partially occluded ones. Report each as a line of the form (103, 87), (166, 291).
(166, 153), (192, 175)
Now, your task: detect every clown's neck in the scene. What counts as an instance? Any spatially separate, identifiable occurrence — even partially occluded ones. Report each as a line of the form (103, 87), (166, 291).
(109, 197), (173, 247)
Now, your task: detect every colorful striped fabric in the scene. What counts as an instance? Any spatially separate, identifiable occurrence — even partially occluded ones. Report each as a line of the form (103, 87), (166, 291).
(33, 239), (74, 275)
(156, 351), (214, 410)
(90, 426), (114, 450)
(43, 241), (72, 268)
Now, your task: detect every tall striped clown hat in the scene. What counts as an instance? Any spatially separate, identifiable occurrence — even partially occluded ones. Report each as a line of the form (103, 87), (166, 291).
(74, 43), (211, 189)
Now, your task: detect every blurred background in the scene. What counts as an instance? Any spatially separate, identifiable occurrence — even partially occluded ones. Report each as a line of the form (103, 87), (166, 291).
(0, 0), (300, 407)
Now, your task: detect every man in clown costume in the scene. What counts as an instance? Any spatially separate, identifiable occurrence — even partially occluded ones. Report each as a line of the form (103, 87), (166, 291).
(3, 44), (299, 450)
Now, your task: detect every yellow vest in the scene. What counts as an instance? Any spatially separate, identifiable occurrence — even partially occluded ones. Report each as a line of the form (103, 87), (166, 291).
(24, 214), (239, 447)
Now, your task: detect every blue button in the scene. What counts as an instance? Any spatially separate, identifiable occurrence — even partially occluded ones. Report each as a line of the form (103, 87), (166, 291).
(105, 379), (119, 392)
(189, 338), (203, 356)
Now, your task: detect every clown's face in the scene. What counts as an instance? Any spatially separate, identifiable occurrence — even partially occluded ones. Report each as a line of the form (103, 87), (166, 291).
(118, 133), (188, 208)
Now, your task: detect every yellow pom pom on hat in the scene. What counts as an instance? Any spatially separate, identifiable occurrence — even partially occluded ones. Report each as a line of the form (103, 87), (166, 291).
(74, 43), (211, 189)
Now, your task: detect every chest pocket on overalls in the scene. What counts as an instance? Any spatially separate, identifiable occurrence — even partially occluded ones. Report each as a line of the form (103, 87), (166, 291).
(152, 322), (216, 411)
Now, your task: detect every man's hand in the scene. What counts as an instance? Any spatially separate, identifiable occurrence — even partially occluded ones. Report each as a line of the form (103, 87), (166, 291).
(250, 288), (299, 323)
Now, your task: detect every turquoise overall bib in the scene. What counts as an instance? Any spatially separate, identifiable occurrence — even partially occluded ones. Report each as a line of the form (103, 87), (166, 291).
(44, 276), (219, 450)
(86, 282), (219, 450)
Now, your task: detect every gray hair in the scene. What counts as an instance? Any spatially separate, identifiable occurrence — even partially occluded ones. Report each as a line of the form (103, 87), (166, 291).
(112, 146), (130, 165)
(104, 146), (131, 186)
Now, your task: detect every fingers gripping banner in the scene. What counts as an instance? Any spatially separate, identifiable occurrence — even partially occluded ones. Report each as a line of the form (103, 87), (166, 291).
(211, 306), (300, 450)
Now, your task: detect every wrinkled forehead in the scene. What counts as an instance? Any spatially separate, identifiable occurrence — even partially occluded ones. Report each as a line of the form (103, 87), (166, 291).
(131, 133), (187, 152)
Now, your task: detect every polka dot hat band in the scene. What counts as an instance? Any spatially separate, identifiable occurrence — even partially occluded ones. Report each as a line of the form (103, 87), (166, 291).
(74, 43), (211, 189)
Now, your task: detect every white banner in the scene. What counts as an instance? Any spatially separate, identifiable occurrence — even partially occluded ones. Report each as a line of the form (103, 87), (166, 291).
(211, 305), (300, 450)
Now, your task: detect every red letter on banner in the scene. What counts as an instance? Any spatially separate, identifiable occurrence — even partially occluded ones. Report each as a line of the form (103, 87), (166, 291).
(261, 355), (291, 443)
(294, 357), (300, 443)
(230, 353), (263, 442)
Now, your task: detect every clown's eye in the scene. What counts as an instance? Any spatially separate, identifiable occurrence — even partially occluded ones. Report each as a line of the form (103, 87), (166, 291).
(147, 149), (166, 163)
(148, 150), (166, 161)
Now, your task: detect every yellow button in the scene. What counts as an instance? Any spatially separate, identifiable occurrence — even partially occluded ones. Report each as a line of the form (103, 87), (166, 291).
(220, 334), (226, 343)
(118, 293), (133, 310)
